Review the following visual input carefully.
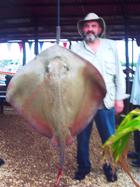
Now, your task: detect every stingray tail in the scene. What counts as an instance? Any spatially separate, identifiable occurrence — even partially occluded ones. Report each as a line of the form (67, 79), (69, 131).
(54, 168), (63, 187)
(54, 136), (65, 187)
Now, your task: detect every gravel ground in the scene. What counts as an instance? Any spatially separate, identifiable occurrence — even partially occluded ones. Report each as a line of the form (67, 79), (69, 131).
(0, 107), (140, 187)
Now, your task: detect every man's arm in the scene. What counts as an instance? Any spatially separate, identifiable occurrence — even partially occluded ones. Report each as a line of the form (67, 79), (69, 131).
(113, 42), (128, 113)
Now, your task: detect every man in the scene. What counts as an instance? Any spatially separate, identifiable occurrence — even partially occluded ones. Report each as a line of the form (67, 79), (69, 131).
(71, 13), (128, 182)
(129, 54), (140, 167)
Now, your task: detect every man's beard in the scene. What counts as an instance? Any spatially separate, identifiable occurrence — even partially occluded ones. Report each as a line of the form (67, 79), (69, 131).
(83, 31), (98, 42)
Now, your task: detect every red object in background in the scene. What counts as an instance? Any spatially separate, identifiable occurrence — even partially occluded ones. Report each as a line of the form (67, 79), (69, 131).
(63, 42), (67, 48)
(18, 42), (23, 52)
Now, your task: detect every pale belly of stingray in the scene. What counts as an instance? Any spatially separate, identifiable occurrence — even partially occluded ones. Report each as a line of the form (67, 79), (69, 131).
(21, 58), (88, 145)
(42, 66), (86, 145)
(6, 44), (106, 147)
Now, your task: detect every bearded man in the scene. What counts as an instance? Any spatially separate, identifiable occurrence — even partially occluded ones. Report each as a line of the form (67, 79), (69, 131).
(71, 13), (128, 182)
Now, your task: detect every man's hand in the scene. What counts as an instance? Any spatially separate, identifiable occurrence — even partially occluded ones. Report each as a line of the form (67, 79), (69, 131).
(114, 100), (124, 114)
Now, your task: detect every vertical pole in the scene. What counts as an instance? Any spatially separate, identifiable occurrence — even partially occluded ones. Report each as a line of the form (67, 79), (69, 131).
(56, 0), (61, 44)
(34, 38), (39, 55)
(34, 27), (39, 55)
(131, 38), (134, 70)
(22, 40), (26, 66)
(124, 17), (130, 113)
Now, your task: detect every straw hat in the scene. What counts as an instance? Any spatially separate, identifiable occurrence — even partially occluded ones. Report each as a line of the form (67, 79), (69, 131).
(77, 13), (106, 37)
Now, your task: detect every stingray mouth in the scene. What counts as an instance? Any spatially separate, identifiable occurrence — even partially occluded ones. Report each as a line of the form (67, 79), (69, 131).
(45, 56), (70, 79)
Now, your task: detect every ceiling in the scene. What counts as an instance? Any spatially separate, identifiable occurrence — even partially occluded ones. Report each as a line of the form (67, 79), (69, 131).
(0, 0), (140, 42)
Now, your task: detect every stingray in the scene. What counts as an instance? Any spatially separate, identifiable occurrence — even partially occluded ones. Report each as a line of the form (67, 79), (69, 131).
(6, 44), (106, 186)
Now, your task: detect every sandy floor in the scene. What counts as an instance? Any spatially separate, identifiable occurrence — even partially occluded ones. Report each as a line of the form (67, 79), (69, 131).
(0, 106), (140, 187)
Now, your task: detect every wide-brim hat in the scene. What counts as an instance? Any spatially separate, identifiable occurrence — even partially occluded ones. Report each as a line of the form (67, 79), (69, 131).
(77, 13), (106, 38)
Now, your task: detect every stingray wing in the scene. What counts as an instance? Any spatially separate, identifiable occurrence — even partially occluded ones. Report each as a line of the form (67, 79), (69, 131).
(6, 51), (54, 138)
(68, 52), (106, 136)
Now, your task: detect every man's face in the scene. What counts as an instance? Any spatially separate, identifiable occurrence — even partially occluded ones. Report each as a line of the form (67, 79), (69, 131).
(82, 21), (102, 42)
